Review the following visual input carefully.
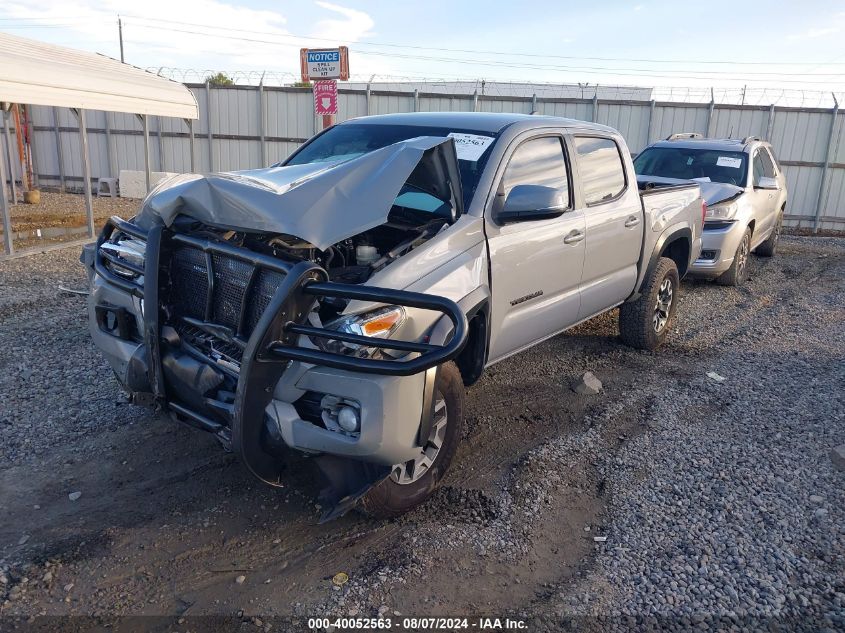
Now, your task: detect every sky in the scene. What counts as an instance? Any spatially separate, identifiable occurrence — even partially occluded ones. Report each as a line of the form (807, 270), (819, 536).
(2, 0), (844, 104)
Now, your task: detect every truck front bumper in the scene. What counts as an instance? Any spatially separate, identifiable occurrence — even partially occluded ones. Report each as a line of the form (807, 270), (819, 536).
(86, 217), (466, 516)
(688, 220), (746, 277)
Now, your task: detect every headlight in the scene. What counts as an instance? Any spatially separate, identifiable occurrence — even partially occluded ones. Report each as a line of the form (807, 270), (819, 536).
(100, 237), (146, 279)
(323, 306), (406, 357)
(705, 202), (738, 221)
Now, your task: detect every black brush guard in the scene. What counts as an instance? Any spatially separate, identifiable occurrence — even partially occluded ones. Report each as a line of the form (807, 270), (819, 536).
(95, 216), (468, 484)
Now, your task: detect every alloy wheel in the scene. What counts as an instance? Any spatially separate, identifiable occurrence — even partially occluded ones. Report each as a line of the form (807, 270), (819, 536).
(391, 394), (448, 485)
(737, 233), (750, 278)
(653, 277), (674, 333)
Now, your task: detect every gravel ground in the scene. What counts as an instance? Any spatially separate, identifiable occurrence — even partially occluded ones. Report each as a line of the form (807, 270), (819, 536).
(0, 235), (842, 631)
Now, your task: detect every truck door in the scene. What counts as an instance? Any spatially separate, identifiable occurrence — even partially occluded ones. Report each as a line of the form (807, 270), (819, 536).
(485, 134), (586, 363)
(571, 135), (644, 320)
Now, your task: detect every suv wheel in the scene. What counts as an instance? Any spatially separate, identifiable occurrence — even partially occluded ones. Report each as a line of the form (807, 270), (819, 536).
(618, 256), (680, 350)
(717, 227), (752, 286)
(359, 362), (464, 518)
(755, 211), (782, 257)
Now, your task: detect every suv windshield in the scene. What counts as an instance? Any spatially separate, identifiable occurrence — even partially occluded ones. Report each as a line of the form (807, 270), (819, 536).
(634, 147), (748, 187)
(284, 123), (499, 209)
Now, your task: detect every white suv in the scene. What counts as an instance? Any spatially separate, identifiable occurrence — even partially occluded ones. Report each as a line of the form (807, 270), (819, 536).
(635, 133), (787, 286)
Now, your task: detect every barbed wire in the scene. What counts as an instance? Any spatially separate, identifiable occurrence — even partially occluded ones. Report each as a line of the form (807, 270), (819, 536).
(151, 68), (842, 108)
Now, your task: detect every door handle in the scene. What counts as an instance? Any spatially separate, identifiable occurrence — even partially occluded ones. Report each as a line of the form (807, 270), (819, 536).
(624, 215), (641, 228)
(563, 230), (585, 245)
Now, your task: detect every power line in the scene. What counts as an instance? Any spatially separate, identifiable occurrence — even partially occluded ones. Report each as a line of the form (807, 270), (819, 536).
(110, 13), (845, 67)
(121, 24), (845, 85)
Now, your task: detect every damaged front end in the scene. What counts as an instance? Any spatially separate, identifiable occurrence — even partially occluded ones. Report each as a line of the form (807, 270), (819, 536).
(84, 136), (469, 520)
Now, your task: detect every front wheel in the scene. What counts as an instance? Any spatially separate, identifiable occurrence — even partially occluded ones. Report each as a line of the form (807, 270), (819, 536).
(359, 362), (464, 518)
(716, 227), (752, 286)
(618, 257), (680, 351)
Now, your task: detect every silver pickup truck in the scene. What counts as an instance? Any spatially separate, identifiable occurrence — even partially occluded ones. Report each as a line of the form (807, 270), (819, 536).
(83, 112), (703, 520)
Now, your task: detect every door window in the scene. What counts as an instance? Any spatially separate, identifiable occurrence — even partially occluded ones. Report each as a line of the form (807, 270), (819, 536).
(500, 136), (570, 205)
(752, 150), (768, 186)
(574, 136), (627, 205)
(758, 148), (776, 177)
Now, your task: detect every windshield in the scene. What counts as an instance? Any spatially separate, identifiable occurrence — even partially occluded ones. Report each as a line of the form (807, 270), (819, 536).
(634, 147), (748, 187)
(284, 123), (499, 209)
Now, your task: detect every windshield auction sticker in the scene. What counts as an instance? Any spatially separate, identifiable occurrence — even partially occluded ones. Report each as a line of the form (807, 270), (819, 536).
(716, 156), (742, 168)
(448, 133), (495, 161)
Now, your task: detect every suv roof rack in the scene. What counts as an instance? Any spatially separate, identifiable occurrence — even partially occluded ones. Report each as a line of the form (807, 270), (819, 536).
(665, 132), (704, 141)
(741, 135), (761, 144)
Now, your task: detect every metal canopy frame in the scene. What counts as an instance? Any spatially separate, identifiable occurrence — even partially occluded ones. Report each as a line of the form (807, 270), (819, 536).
(0, 33), (198, 257)
(1, 108), (198, 257)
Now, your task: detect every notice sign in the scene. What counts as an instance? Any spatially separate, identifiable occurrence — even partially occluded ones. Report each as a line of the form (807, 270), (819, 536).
(314, 80), (338, 115)
(301, 47), (349, 80)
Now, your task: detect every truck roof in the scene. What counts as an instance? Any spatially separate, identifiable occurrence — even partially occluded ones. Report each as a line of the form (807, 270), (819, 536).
(648, 137), (767, 153)
(340, 111), (617, 135)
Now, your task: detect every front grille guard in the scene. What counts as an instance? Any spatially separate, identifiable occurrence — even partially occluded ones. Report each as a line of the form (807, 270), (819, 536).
(94, 216), (469, 379)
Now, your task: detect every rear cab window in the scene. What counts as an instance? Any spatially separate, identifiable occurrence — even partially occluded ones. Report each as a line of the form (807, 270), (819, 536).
(573, 136), (627, 205)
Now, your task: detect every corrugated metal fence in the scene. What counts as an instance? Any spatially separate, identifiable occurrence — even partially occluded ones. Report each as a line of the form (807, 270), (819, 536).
(5, 83), (844, 230)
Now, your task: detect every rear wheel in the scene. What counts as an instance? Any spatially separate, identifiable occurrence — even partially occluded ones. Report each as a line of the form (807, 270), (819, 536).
(755, 211), (782, 257)
(716, 227), (752, 286)
(618, 256), (679, 351)
(359, 362), (464, 518)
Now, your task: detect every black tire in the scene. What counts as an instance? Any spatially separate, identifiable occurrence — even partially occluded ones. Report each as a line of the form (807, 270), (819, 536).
(618, 257), (680, 351)
(716, 227), (752, 286)
(755, 211), (782, 257)
(359, 361), (464, 518)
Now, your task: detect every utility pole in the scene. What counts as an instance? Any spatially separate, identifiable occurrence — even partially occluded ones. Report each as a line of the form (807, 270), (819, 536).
(118, 16), (124, 63)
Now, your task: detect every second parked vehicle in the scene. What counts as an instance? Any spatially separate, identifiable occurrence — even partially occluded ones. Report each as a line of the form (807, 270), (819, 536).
(635, 133), (788, 286)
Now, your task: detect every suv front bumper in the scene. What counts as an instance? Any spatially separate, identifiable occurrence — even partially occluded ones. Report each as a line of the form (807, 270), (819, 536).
(689, 220), (746, 277)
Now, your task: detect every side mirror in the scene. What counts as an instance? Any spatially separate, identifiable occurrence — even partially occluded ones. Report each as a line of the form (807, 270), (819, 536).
(756, 176), (780, 190)
(498, 184), (568, 224)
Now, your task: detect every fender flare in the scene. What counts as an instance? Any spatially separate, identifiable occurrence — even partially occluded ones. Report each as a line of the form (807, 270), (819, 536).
(630, 226), (693, 301)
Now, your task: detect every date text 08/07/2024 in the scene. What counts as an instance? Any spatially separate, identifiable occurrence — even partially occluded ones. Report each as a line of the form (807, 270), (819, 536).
(307, 616), (528, 630)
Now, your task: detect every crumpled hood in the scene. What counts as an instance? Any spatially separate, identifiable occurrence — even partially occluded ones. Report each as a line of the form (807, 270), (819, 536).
(133, 136), (463, 250)
(637, 175), (744, 206)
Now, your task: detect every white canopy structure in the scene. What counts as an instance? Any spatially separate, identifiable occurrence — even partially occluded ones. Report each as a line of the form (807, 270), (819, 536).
(0, 32), (199, 256)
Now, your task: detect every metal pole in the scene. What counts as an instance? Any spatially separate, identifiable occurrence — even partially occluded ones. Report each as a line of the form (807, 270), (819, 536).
(26, 107), (39, 190)
(0, 118), (12, 255)
(205, 82), (215, 172)
(531, 93), (537, 115)
(592, 92), (599, 122)
(813, 95), (839, 233)
(156, 116), (165, 173)
(187, 118), (196, 173)
(365, 83), (371, 116)
(2, 112), (17, 205)
(52, 107), (65, 193)
(258, 79), (266, 166)
(118, 16), (124, 63)
(765, 103), (776, 141)
(74, 108), (95, 239)
(141, 114), (151, 193)
(645, 99), (655, 145)
(413, 88), (419, 112)
(706, 88), (715, 137)
(104, 111), (115, 178)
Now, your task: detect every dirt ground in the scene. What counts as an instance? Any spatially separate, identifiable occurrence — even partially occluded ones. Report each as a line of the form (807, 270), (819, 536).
(1, 191), (136, 251)
(0, 235), (843, 631)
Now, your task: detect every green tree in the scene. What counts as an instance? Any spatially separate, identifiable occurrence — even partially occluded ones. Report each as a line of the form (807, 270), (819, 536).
(205, 72), (234, 86)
